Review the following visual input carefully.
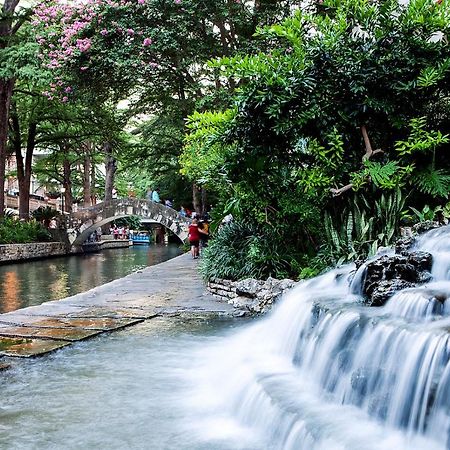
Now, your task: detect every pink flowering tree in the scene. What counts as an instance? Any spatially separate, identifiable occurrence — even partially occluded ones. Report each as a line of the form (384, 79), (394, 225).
(33, 0), (157, 103)
(33, 0), (301, 207)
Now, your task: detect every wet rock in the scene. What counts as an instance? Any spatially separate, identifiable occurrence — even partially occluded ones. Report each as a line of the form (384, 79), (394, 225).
(370, 279), (416, 306)
(395, 236), (416, 254)
(407, 251), (433, 271)
(413, 220), (440, 234)
(362, 251), (433, 306)
(394, 263), (417, 282)
(417, 271), (433, 284)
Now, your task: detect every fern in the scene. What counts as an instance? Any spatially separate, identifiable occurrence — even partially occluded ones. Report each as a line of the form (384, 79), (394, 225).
(363, 160), (400, 188)
(414, 167), (450, 198)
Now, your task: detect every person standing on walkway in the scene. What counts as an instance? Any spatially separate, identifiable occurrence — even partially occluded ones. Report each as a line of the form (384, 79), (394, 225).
(198, 219), (209, 253)
(188, 219), (201, 259)
(152, 188), (160, 203)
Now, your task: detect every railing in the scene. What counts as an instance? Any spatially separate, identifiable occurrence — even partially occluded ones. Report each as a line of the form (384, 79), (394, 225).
(5, 195), (57, 212)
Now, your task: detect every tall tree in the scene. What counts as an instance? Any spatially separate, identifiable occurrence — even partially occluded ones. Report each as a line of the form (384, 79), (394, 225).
(0, 0), (24, 216)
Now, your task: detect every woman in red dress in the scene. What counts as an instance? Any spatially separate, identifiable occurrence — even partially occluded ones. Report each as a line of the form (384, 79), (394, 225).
(188, 219), (201, 259)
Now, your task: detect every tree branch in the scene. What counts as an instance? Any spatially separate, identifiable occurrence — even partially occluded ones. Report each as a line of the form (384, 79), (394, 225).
(330, 183), (354, 197)
(330, 126), (384, 197)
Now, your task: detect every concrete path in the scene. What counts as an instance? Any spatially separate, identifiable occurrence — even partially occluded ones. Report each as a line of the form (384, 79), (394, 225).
(0, 253), (236, 358)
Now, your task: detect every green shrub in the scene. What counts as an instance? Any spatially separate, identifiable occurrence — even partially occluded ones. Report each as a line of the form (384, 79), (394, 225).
(0, 218), (52, 244)
(32, 206), (58, 227)
(199, 221), (293, 281)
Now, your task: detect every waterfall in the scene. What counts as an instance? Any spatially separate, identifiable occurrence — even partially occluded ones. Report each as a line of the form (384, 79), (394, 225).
(189, 226), (450, 450)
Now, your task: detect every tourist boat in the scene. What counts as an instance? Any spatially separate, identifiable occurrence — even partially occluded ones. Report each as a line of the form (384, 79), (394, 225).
(130, 231), (151, 245)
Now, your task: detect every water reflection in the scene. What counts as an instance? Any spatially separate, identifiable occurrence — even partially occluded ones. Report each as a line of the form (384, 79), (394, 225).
(0, 244), (182, 313)
(2, 271), (20, 312)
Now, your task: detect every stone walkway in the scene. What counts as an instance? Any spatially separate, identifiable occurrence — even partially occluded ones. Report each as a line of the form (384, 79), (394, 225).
(0, 253), (236, 358)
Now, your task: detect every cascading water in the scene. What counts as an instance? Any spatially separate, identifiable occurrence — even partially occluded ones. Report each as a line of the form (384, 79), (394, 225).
(187, 226), (450, 450)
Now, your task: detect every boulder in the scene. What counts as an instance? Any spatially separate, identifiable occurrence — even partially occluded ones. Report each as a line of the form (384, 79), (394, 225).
(395, 236), (416, 254)
(369, 279), (416, 306)
(235, 278), (264, 298)
(412, 221), (440, 234)
(363, 251), (433, 306)
(229, 277), (296, 313)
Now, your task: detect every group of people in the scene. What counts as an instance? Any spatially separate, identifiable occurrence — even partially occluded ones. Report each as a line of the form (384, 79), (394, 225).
(110, 225), (130, 240)
(188, 217), (210, 259)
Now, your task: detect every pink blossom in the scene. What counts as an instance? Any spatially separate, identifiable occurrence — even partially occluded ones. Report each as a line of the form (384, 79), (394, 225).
(76, 38), (92, 52)
(138, 0), (145, 3)
(127, 28), (135, 35)
(100, 29), (108, 35)
(143, 37), (152, 46)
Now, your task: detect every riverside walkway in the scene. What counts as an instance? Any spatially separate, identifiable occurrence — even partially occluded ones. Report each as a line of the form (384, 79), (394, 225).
(0, 253), (235, 358)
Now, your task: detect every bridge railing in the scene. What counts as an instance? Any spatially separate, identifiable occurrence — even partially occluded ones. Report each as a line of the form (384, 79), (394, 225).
(66, 198), (191, 245)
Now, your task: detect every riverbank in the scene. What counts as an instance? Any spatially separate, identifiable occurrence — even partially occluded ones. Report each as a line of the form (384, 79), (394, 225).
(0, 252), (236, 359)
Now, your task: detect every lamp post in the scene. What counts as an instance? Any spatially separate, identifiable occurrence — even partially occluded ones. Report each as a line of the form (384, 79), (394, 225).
(60, 186), (66, 213)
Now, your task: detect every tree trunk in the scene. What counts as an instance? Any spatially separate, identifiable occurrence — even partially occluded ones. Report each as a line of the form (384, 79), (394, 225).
(192, 183), (202, 214)
(90, 158), (96, 205)
(15, 119), (36, 220)
(0, 79), (14, 217)
(62, 155), (72, 213)
(201, 187), (207, 216)
(0, 0), (21, 217)
(103, 141), (116, 203)
(83, 144), (91, 207)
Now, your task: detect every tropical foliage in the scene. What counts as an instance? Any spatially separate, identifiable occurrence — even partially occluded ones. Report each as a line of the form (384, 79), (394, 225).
(181, 0), (450, 279)
(0, 217), (51, 244)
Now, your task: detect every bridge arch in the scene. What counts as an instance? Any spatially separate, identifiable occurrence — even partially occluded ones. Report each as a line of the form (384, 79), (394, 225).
(67, 199), (191, 247)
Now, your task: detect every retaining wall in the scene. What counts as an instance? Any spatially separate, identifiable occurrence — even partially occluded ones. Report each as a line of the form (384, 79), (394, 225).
(0, 242), (68, 263)
(207, 277), (296, 314)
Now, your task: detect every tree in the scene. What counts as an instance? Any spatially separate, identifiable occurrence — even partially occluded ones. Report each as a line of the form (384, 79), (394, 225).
(33, 0), (302, 209)
(0, 0), (32, 216)
(181, 0), (450, 275)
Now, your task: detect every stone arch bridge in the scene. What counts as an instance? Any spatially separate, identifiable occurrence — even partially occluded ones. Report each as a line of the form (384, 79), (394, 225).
(67, 199), (191, 247)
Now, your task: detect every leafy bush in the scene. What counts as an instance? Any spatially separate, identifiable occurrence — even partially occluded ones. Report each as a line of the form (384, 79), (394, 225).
(323, 190), (406, 264)
(0, 217), (52, 244)
(200, 221), (294, 281)
(32, 206), (59, 227)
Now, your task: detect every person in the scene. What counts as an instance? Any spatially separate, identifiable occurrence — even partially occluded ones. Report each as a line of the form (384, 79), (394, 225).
(152, 188), (160, 203)
(113, 225), (119, 240)
(165, 198), (173, 208)
(179, 206), (187, 217)
(188, 219), (201, 259)
(146, 188), (153, 202)
(198, 219), (209, 252)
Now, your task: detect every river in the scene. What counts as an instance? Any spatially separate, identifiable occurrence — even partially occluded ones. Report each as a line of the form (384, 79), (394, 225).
(0, 244), (182, 313)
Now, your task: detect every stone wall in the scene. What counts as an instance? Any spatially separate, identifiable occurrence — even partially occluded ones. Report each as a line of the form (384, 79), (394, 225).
(0, 242), (68, 263)
(207, 277), (297, 314)
(82, 240), (131, 252)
